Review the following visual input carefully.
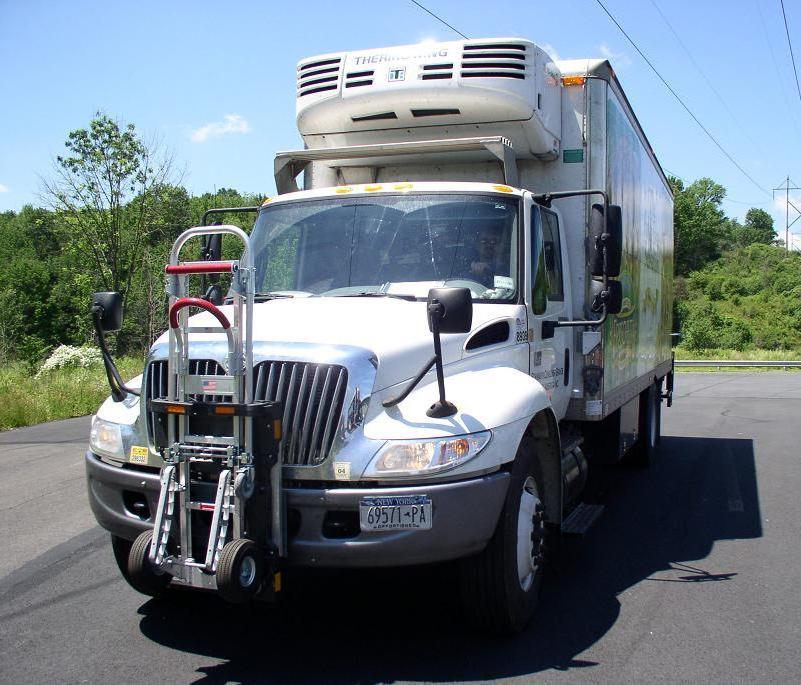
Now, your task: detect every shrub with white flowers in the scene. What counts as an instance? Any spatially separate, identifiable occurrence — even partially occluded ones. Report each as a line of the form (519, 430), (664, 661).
(36, 345), (103, 377)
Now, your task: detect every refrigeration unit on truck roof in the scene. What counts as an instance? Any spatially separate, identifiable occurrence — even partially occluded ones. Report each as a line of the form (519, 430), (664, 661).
(296, 38), (562, 159)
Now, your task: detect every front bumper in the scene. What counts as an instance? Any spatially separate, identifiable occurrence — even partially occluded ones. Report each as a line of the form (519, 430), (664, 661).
(85, 450), (509, 567)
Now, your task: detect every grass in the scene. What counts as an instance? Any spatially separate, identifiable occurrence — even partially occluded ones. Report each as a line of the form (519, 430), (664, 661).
(673, 347), (801, 372)
(673, 347), (801, 361)
(0, 357), (145, 431)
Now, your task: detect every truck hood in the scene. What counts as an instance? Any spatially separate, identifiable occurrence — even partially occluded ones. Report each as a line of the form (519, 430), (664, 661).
(153, 297), (523, 391)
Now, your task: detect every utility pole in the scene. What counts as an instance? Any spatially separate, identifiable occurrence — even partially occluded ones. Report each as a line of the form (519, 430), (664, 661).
(773, 177), (801, 251)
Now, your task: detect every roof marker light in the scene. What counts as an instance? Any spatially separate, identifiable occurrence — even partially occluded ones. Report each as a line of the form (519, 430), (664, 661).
(561, 75), (586, 86)
(365, 184), (383, 192)
(393, 182), (413, 191)
(335, 186), (353, 194)
(493, 184), (514, 193)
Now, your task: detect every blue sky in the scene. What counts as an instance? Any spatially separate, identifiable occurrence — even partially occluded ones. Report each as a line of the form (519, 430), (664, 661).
(1, 0), (799, 243)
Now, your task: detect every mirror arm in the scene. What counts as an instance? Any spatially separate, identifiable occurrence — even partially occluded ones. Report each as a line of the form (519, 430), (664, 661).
(426, 310), (457, 418)
(91, 306), (140, 402)
(382, 356), (437, 408)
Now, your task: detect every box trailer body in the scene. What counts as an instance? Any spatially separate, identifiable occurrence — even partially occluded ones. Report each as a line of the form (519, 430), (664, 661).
(85, 38), (674, 632)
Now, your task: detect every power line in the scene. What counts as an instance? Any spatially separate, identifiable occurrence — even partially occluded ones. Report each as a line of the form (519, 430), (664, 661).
(647, 0), (760, 152)
(408, 1), (468, 40)
(593, 0), (771, 197)
(663, 168), (769, 206)
(780, 0), (801, 105)
(755, 0), (801, 140)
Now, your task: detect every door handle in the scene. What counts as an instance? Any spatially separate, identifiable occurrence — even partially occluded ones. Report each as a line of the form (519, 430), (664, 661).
(564, 348), (570, 386)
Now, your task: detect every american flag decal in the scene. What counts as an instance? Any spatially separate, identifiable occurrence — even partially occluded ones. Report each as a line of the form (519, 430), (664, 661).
(202, 379), (217, 392)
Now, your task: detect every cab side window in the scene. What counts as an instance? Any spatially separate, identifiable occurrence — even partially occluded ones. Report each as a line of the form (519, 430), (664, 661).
(540, 209), (564, 302)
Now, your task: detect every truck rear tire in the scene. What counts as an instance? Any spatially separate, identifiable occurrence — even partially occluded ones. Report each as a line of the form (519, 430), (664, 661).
(458, 436), (546, 634)
(216, 538), (263, 603)
(628, 382), (659, 468)
(127, 530), (173, 597)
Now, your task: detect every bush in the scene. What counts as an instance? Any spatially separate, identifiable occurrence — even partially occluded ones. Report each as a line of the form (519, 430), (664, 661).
(677, 245), (801, 352)
(36, 344), (102, 377)
(680, 300), (752, 351)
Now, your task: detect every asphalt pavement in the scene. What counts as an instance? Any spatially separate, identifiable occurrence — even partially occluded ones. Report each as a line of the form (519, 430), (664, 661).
(1, 373), (800, 684)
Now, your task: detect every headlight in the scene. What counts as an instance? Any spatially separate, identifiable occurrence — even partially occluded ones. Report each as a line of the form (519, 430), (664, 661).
(89, 416), (124, 459)
(363, 431), (491, 479)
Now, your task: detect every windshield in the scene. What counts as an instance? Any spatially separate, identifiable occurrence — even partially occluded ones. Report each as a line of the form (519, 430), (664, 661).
(248, 194), (519, 301)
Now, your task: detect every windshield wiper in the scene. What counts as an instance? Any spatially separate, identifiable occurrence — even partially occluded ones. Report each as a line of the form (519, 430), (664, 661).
(224, 292), (295, 305)
(332, 292), (417, 301)
(254, 292), (295, 302)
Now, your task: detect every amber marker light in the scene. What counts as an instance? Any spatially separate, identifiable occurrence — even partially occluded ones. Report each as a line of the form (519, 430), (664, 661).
(335, 186), (353, 194)
(214, 406), (236, 415)
(364, 184), (383, 192)
(561, 75), (586, 86)
(166, 405), (186, 414)
(393, 182), (413, 191)
(493, 184), (514, 193)
(273, 419), (283, 441)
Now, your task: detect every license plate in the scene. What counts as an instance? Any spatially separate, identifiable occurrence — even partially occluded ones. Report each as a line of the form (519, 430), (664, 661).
(359, 495), (432, 531)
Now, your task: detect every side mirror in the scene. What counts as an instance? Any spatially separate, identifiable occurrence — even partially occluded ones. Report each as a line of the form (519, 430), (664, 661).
(202, 233), (222, 262)
(91, 292), (123, 332)
(90, 292), (138, 402)
(427, 287), (472, 334)
(589, 203), (622, 278)
(590, 279), (623, 315)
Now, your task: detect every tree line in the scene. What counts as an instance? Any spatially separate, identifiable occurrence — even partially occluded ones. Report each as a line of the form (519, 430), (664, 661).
(0, 114), (796, 366)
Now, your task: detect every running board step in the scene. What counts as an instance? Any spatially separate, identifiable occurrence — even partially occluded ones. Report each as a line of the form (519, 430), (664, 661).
(561, 503), (604, 536)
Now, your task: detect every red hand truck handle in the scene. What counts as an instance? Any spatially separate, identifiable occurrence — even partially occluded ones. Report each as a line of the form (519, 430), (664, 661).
(169, 297), (231, 330)
(166, 261), (235, 275)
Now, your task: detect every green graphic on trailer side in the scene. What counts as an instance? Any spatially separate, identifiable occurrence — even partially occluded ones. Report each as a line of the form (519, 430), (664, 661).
(563, 149), (584, 163)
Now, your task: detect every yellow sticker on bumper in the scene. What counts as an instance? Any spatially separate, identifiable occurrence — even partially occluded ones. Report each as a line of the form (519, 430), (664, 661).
(129, 445), (149, 465)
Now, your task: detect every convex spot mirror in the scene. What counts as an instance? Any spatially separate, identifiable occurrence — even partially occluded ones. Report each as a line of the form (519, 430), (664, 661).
(91, 292), (123, 332)
(589, 203), (622, 278)
(427, 287), (473, 334)
(590, 280), (623, 315)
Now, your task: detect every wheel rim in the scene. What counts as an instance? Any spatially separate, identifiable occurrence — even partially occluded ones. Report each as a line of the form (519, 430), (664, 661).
(517, 476), (543, 592)
(239, 555), (257, 588)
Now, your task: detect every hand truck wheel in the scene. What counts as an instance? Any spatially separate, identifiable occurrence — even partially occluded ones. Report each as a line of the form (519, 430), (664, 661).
(216, 538), (263, 603)
(127, 530), (172, 597)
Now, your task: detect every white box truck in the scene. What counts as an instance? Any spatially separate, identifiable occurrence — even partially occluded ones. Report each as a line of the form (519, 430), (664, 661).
(85, 38), (674, 633)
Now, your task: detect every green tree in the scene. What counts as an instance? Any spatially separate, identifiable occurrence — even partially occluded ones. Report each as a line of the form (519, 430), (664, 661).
(736, 208), (777, 246)
(669, 176), (730, 276)
(42, 113), (176, 301)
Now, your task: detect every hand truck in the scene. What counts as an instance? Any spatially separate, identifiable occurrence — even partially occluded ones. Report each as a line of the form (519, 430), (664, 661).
(127, 224), (284, 602)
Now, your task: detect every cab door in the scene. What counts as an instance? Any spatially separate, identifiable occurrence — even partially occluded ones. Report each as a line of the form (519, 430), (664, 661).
(527, 202), (573, 419)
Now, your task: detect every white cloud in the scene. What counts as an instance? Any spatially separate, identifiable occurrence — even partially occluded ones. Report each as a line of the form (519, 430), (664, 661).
(190, 114), (251, 143)
(599, 43), (631, 69)
(0, 183), (8, 193)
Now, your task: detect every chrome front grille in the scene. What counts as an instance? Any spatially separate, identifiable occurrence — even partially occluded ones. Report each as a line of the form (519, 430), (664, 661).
(253, 361), (348, 466)
(145, 359), (348, 467)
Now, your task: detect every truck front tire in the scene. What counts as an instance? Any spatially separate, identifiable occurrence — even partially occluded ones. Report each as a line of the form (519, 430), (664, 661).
(458, 436), (546, 634)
